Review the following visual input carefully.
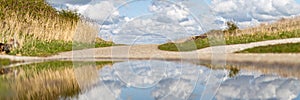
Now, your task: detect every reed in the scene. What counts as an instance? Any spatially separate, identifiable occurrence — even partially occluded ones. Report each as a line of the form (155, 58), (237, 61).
(0, 0), (79, 43)
(0, 0), (114, 56)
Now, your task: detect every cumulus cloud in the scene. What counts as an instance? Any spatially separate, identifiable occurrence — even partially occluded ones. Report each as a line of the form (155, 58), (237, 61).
(106, 1), (203, 44)
(211, 0), (300, 27)
(84, 1), (119, 22)
(110, 16), (197, 44)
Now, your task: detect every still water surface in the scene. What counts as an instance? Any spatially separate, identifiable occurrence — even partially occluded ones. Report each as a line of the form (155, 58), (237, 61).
(73, 60), (300, 100)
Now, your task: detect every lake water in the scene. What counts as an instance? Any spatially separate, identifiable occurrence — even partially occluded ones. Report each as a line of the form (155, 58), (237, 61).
(71, 60), (300, 100)
(1, 60), (300, 100)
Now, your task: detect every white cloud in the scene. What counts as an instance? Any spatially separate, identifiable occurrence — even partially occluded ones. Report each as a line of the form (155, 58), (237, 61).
(65, 4), (89, 14)
(211, 0), (300, 27)
(106, 1), (203, 44)
(150, 1), (190, 21)
(110, 17), (193, 44)
(83, 1), (119, 22)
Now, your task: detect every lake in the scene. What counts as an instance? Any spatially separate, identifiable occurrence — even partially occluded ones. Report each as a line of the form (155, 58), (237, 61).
(1, 60), (300, 100)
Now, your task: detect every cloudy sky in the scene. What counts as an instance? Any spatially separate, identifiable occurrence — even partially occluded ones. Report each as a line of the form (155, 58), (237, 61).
(47, 0), (300, 44)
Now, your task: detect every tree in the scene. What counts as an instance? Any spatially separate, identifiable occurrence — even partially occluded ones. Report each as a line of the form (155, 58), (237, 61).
(226, 21), (239, 33)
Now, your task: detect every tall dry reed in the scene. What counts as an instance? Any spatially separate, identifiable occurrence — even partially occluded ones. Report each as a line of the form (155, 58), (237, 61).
(0, 0), (100, 49)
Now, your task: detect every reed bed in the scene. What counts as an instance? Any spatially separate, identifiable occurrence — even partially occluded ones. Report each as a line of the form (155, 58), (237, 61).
(0, 0), (79, 44)
(238, 17), (300, 36)
(0, 0), (113, 56)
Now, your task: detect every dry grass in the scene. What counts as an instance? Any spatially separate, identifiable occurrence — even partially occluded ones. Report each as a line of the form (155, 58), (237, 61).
(0, 0), (115, 56)
(0, 0), (102, 50)
(0, 0), (77, 45)
(226, 17), (300, 36)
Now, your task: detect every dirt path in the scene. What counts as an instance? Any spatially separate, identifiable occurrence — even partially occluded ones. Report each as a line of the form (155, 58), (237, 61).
(51, 38), (300, 58)
(1, 38), (300, 67)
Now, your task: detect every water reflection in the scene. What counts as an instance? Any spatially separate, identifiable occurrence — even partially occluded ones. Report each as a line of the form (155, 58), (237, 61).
(74, 60), (300, 100)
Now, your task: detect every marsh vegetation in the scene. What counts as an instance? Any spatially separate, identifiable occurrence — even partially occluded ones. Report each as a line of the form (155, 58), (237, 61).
(0, 0), (114, 56)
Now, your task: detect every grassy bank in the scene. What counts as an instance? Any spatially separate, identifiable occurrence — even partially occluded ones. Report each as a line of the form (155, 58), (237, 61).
(9, 38), (114, 56)
(159, 17), (300, 51)
(0, 61), (113, 100)
(159, 29), (300, 51)
(0, 0), (114, 56)
(236, 43), (300, 53)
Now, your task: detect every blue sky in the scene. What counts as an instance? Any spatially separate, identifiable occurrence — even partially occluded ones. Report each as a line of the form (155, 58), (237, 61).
(118, 0), (211, 18)
(118, 0), (151, 18)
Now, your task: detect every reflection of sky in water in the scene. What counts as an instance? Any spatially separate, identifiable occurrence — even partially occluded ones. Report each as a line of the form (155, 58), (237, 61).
(73, 60), (300, 100)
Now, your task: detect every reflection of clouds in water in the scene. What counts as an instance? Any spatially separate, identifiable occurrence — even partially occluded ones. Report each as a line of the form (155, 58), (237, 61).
(216, 75), (300, 100)
(113, 60), (168, 88)
(73, 60), (300, 100)
(101, 60), (202, 99)
(73, 81), (117, 100)
(152, 64), (201, 100)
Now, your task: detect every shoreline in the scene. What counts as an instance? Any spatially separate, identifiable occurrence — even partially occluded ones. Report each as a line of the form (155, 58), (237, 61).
(1, 38), (300, 68)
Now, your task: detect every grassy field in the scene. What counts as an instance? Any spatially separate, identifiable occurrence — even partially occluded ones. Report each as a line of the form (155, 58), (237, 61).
(0, 61), (113, 100)
(159, 29), (300, 51)
(9, 38), (114, 56)
(0, 0), (114, 56)
(236, 43), (300, 53)
(159, 17), (300, 51)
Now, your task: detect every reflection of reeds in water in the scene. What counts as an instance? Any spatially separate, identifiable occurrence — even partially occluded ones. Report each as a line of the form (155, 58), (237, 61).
(0, 61), (113, 100)
(0, 68), (80, 100)
(238, 65), (300, 79)
(206, 63), (300, 79)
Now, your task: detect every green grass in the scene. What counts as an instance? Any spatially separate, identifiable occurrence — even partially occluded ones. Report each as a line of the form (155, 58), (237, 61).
(236, 43), (300, 53)
(159, 29), (300, 51)
(9, 38), (114, 56)
(12, 61), (113, 75)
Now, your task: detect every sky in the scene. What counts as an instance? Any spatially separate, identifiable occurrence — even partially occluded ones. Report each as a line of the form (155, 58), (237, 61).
(47, 0), (300, 44)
